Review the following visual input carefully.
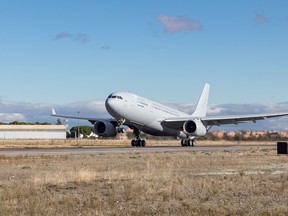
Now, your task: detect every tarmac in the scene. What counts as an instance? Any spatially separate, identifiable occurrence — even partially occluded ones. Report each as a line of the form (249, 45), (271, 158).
(0, 144), (276, 156)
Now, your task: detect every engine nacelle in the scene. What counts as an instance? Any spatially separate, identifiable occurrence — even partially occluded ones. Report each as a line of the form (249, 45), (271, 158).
(93, 121), (117, 137)
(183, 119), (207, 136)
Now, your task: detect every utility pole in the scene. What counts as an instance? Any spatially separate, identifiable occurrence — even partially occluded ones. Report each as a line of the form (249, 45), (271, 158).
(77, 111), (80, 138)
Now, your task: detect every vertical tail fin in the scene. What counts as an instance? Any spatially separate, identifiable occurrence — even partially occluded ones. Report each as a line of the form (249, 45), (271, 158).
(191, 83), (210, 117)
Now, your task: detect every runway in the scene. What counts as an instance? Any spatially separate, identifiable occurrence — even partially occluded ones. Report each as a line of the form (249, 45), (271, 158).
(0, 144), (276, 156)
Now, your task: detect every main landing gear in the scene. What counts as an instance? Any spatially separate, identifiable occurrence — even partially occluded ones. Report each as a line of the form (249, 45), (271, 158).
(131, 139), (146, 147)
(131, 127), (146, 147)
(181, 139), (195, 147)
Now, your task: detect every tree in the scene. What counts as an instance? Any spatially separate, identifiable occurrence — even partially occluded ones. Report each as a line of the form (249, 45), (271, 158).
(70, 126), (93, 136)
(56, 119), (63, 125)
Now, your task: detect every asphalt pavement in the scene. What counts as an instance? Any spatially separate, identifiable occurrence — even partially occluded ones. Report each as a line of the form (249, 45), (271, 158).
(0, 144), (276, 156)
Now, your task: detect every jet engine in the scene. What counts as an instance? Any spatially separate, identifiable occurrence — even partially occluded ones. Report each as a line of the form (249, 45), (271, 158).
(183, 119), (207, 136)
(93, 121), (117, 137)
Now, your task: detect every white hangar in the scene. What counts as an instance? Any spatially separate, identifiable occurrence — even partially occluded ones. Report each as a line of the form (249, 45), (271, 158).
(0, 125), (66, 139)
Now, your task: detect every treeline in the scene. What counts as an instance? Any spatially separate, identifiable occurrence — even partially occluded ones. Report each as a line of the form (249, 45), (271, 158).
(127, 131), (288, 141)
(70, 126), (93, 136)
(0, 121), (51, 125)
(126, 132), (175, 140)
(69, 127), (177, 139)
(132, 134), (288, 142)
(59, 125), (288, 142)
(202, 132), (288, 142)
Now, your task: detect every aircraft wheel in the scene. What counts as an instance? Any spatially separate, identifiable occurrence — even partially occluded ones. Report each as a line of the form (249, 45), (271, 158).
(131, 140), (136, 147)
(141, 140), (146, 147)
(137, 140), (141, 147)
(192, 140), (195, 147)
(181, 140), (195, 147)
(181, 140), (185, 147)
(131, 139), (146, 147)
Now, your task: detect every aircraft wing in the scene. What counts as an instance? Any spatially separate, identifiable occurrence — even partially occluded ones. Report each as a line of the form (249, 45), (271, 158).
(51, 108), (117, 125)
(162, 113), (288, 129)
(201, 113), (288, 126)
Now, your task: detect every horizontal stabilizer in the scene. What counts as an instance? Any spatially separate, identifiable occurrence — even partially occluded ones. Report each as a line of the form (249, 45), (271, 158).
(52, 108), (57, 116)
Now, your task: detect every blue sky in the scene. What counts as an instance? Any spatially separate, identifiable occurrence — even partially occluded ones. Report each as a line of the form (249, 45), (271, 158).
(0, 0), (288, 130)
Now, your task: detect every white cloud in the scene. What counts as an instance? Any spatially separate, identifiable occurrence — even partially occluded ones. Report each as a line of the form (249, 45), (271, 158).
(54, 32), (89, 43)
(156, 14), (203, 33)
(75, 33), (89, 43)
(54, 32), (72, 40)
(99, 46), (111, 50)
(207, 106), (224, 115)
(0, 113), (26, 123)
(63, 100), (107, 114)
(255, 14), (269, 25)
(167, 102), (288, 130)
(0, 98), (288, 130)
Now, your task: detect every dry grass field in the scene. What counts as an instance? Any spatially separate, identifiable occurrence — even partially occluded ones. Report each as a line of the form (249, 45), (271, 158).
(0, 145), (287, 215)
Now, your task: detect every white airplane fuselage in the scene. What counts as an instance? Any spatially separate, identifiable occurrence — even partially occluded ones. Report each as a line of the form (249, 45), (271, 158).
(105, 92), (190, 138)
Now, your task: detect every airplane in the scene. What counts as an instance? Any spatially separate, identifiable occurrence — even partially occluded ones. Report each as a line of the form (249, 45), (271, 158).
(51, 83), (288, 147)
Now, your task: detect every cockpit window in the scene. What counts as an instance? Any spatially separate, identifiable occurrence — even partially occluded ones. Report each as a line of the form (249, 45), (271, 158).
(108, 94), (123, 100)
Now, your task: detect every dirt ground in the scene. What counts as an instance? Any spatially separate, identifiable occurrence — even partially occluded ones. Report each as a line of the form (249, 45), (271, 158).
(0, 145), (287, 215)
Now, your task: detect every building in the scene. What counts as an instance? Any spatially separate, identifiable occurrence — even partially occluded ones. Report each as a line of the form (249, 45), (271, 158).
(211, 129), (288, 140)
(0, 125), (66, 139)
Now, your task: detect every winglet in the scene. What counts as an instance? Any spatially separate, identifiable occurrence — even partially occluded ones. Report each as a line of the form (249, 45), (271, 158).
(191, 83), (210, 117)
(51, 108), (57, 116)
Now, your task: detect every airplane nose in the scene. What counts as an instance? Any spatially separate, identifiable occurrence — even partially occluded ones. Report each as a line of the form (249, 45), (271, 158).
(105, 98), (118, 116)
(105, 98), (113, 110)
